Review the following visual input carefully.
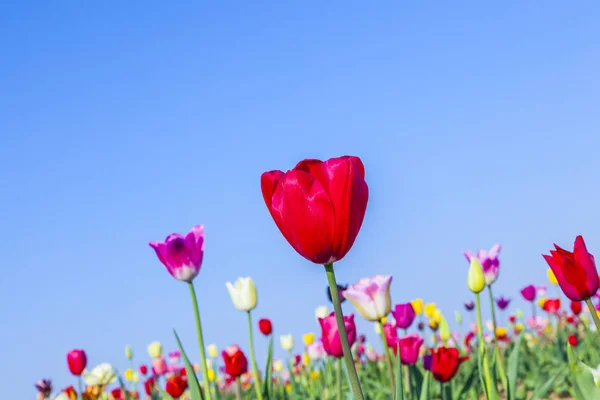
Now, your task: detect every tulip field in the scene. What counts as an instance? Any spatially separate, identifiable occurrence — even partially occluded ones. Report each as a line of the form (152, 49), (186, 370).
(37, 157), (600, 400)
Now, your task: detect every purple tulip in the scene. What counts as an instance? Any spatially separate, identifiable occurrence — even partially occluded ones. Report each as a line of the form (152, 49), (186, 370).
(423, 354), (432, 371)
(496, 296), (511, 310)
(391, 303), (416, 330)
(464, 301), (475, 311)
(149, 225), (204, 282)
(464, 244), (501, 285)
(521, 285), (537, 302)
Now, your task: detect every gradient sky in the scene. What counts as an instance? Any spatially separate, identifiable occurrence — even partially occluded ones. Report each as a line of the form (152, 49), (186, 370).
(2, 1), (600, 397)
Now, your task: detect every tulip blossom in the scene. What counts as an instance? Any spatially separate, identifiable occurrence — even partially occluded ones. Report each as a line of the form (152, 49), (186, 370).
(464, 301), (475, 311)
(326, 284), (348, 303)
(383, 323), (398, 347)
(343, 275), (392, 322)
(392, 334), (424, 365)
(319, 312), (357, 358)
(521, 285), (537, 302)
(391, 303), (416, 330)
(543, 298), (561, 314)
(464, 244), (501, 285)
(34, 379), (52, 398)
(207, 344), (219, 359)
(168, 350), (181, 365)
(151, 357), (168, 376)
(280, 335), (294, 351)
(428, 347), (469, 383)
(424, 303), (436, 318)
(83, 363), (117, 386)
(303, 333), (315, 346)
(147, 341), (162, 359)
(149, 225), (204, 282)
(315, 305), (329, 320)
(226, 277), (258, 311)
(222, 345), (248, 378)
(467, 257), (485, 294)
(66, 350), (87, 376)
(261, 156), (369, 264)
(258, 318), (273, 336)
(165, 375), (188, 398)
(307, 342), (326, 360)
(571, 301), (583, 315)
(543, 236), (599, 301)
(410, 299), (423, 315)
(496, 296), (511, 310)
(568, 334), (579, 347)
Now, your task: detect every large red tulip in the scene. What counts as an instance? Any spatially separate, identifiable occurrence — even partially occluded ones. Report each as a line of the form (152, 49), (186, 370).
(428, 347), (468, 383)
(66, 349), (87, 376)
(261, 156), (368, 265)
(222, 345), (248, 378)
(165, 375), (187, 398)
(543, 236), (598, 301)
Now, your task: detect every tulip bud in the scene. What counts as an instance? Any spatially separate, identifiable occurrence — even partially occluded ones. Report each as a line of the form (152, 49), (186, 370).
(125, 345), (133, 360)
(280, 334), (294, 351)
(516, 308), (523, 319)
(207, 344), (219, 359)
(424, 303), (436, 318)
(303, 333), (315, 346)
(226, 277), (258, 311)
(439, 315), (451, 341)
(147, 342), (162, 359)
(454, 310), (462, 324)
(467, 258), (485, 293)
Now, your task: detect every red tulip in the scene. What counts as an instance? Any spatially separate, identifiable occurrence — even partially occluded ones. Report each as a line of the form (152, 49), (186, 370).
(509, 315), (516, 324)
(165, 375), (187, 398)
(542, 298), (561, 314)
(429, 347), (468, 383)
(261, 156), (369, 264)
(66, 349), (87, 376)
(258, 318), (273, 336)
(222, 345), (248, 378)
(144, 377), (156, 396)
(139, 365), (148, 375)
(543, 236), (598, 301)
(62, 386), (77, 400)
(571, 301), (582, 316)
(568, 334), (579, 347)
(319, 312), (357, 358)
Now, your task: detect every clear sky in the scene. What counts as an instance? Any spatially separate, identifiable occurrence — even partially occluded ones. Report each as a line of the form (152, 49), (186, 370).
(2, 1), (600, 397)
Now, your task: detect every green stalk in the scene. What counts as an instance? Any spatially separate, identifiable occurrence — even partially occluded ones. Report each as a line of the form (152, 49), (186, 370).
(377, 320), (396, 394)
(246, 311), (264, 400)
(475, 292), (494, 398)
(188, 282), (213, 400)
(404, 365), (411, 397)
(336, 358), (343, 400)
(324, 263), (365, 400)
(487, 286), (507, 388)
(235, 376), (242, 400)
(77, 376), (83, 400)
(585, 298), (600, 333)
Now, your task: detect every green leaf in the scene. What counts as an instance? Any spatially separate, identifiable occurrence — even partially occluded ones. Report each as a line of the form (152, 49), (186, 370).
(117, 375), (132, 400)
(506, 335), (522, 400)
(530, 367), (564, 400)
(157, 386), (176, 400)
(262, 336), (274, 399)
(394, 348), (404, 400)
(410, 364), (423, 399)
(453, 361), (477, 400)
(174, 329), (205, 400)
(419, 371), (431, 400)
(567, 343), (600, 400)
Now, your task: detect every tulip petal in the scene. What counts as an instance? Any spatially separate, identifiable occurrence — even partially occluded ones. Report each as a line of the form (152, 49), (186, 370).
(573, 235), (599, 293)
(261, 170), (285, 210)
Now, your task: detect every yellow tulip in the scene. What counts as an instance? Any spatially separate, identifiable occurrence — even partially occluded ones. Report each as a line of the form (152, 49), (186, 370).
(439, 315), (451, 341)
(411, 299), (424, 315)
(432, 309), (442, 323)
(207, 344), (219, 359)
(547, 269), (558, 285)
(310, 371), (320, 381)
(124, 369), (133, 381)
(424, 303), (436, 318)
(208, 369), (215, 382)
(495, 327), (508, 337)
(302, 353), (310, 365)
(515, 323), (524, 333)
(467, 258), (485, 293)
(428, 318), (439, 331)
(303, 333), (315, 346)
(147, 341), (162, 359)
(537, 298), (548, 308)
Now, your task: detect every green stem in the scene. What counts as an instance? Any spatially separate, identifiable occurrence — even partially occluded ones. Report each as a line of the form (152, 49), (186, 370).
(404, 365), (411, 397)
(188, 282), (213, 400)
(246, 311), (264, 400)
(336, 358), (343, 400)
(324, 263), (365, 400)
(377, 320), (396, 394)
(475, 292), (494, 398)
(440, 381), (444, 400)
(77, 376), (83, 400)
(585, 299), (600, 334)
(235, 376), (242, 400)
(488, 286), (507, 388)
(487, 286), (499, 349)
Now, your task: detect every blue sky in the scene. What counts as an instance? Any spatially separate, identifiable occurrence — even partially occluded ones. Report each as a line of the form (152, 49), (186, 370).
(1, 1), (600, 397)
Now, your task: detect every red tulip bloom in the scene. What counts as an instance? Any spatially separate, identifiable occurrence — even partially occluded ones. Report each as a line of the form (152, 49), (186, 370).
(543, 298), (561, 314)
(570, 301), (582, 315)
(66, 349), (87, 376)
(139, 365), (148, 375)
(509, 315), (516, 324)
(543, 236), (598, 301)
(258, 318), (273, 336)
(165, 375), (187, 398)
(319, 312), (357, 358)
(222, 345), (248, 378)
(429, 347), (468, 383)
(568, 334), (579, 347)
(62, 386), (77, 400)
(143, 377), (155, 396)
(261, 156), (369, 264)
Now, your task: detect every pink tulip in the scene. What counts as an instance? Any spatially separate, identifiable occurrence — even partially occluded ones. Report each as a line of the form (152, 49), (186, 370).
(343, 275), (393, 322)
(149, 225), (204, 282)
(383, 323), (398, 347)
(391, 303), (416, 330)
(365, 347), (378, 362)
(306, 342), (326, 360)
(521, 285), (537, 302)
(319, 312), (357, 358)
(394, 334), (424, 365)
(152, 357), (168, 375)
(168, 350), (181, 365)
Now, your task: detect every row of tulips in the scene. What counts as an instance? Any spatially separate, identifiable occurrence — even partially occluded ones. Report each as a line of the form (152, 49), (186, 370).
(35, 156), (600, 399)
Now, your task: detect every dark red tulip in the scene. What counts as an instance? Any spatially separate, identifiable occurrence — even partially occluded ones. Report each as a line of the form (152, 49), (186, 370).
(520, 285), (537, 302)
(571, 301), (582, 316)
(543, 298), (561, 314)
(429, 347), (469, 383)
(144, 377), (155, 396)
(66, 349), (87, 376)
(568, 334), (579, 347)
(165, 376), (187, 398)
(258, 318), (273, 336)
(222, 345), (248, 378)
(509, 315), (516, 324)
(261, 156), (369, 264)
(34, 379), (52, 397)
(139, 365), (148, 375)
(543, 236), (599, 301)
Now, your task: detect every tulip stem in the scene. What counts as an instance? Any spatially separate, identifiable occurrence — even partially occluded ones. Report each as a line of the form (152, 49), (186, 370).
(77, 376), (83, 400)
(188, 282), (213, 400)
(585, 299), (600, 334)
(475, 292), (494, 399)
(487, 286), (507, 388)
(324, 263), (365, 400)
(235, 376), (242, 400)
(336, 358), (343, 400)
(246, 311), (264, 400)
(377, 320), (396, 394)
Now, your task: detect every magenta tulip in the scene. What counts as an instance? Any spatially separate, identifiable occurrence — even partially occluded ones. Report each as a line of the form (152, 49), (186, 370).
(496, 296), (511, 310)
(394, 334), (424, 365)
(383, 323), (398, 347)
(149, 225), (204, 282)
(521, 285), (537, 302)
(464, 244), (501, 285)
(391, 303), (416, 330)
(319, 312), (357, 358)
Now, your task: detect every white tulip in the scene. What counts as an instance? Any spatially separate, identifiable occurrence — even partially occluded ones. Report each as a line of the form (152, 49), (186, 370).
(83, 363), (117, 386)
(315, 305), (329, 320)
(280, 334), (294, 351)
(226, 277), (257, 311)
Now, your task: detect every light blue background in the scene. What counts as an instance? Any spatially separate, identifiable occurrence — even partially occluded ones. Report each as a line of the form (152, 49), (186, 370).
(1, 1), (599, 398)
